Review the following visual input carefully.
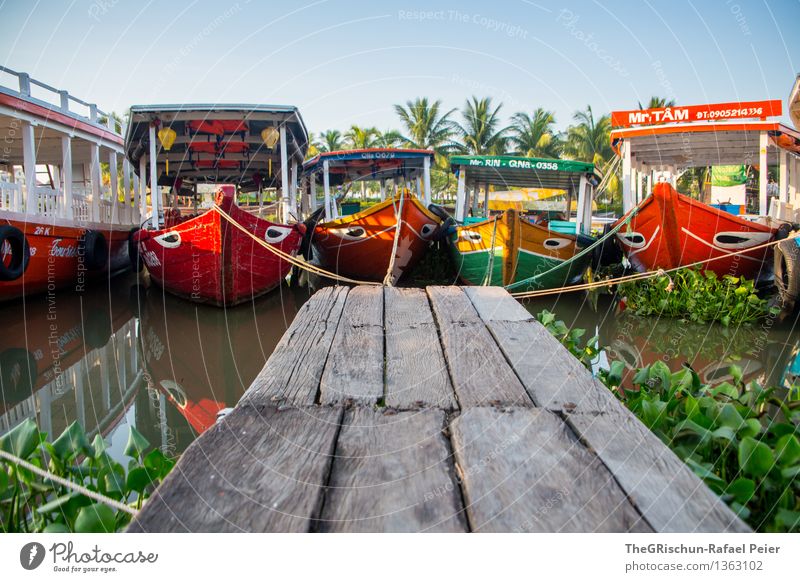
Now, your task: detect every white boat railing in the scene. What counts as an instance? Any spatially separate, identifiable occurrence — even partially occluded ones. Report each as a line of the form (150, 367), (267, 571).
(98, 199), (114, 223)
(0, 181), (22, 212)
(34, 186), (60, 217)
(72, 193), (91, 221)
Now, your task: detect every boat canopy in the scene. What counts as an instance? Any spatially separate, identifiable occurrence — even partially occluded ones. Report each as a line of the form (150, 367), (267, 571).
(450, 155), (601, 234)
(124, 104), (309, 192)
(301, 148), (434, 221)
(610, 98), (800, 215)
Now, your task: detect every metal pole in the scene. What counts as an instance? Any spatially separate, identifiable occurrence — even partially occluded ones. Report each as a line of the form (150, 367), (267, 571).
(62, 135), (73, 219)
(759, 131), (768, 216)
(455, 169), (466, 222)
(279, 125), (289, 224)
(323, 161), (331, 221)
(622, 140), (633, 212)
(149, 124), (160, 229)
(423, 155), (432, 206)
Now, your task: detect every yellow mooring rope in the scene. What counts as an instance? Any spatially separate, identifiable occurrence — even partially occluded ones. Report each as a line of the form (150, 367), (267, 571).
(510, 234), (790, 299)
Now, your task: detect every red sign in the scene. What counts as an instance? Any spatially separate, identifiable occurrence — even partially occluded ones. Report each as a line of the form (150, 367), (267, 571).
(611, 100), (782, 128)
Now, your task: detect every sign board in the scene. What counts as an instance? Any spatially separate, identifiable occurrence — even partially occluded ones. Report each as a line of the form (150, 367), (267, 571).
(450, 156), (593, 173)
(611, 100), (782, 128)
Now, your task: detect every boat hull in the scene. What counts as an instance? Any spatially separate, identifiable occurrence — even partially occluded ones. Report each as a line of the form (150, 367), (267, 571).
(449, 210), (591, 290)
(615, 182), (777, 279)
(0, 213), (131, 302)
(136, 198), (303, 306)
(311, 194), (441, 283)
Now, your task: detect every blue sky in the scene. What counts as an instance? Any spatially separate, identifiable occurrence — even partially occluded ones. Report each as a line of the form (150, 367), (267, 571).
(1, 0), (798, 135)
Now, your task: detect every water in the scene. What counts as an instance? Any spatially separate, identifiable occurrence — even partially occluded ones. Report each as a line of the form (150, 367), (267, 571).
(0, 274), (311, 461)
(2, 278), (799, 463)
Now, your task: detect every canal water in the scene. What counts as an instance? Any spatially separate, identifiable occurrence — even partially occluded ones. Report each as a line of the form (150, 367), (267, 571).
(1, 276), (798, 462)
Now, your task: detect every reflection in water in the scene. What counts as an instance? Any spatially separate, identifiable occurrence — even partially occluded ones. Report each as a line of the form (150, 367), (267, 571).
(523, 293), (800, 391)
(0, 275), (309, 461)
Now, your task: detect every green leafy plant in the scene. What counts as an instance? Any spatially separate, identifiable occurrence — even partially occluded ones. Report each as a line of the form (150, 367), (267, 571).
(541, 309), (799, 532)
(618, 267), (776, 326)
(1, 420), (174, 533)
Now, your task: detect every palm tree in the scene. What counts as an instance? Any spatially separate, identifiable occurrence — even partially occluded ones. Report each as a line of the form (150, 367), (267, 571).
(374, 129), (403, 148)
(509, 108), (561, 158)
(316, 129), (344, 153)
(344, 125), (378, 149)
(393, 97), (457, 155)
(637, 96), (676, 109)
(564, 105), (619, 204)
(456, 96), (508, 155)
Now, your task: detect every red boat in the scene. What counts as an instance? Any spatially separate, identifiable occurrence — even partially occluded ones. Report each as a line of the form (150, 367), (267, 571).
(134, 186), (304, 306)
(0, 67), (138, 302)
(615, 182), (779, 279)
(124, 104), (309, 306)
(301, 149), (441, 283)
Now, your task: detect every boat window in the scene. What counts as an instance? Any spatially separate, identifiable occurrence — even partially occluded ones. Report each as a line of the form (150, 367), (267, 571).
(619, 232), (646, 248)
(264, 226), (293, 243)
(154, 231), (182, 248)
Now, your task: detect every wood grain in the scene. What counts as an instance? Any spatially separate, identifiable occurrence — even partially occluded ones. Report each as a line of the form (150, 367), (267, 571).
(318, 408), (467, 532)
(450, 407), (650, 532)
(241, 286), (348, 406)
(384, 287), (456, 410)
(464, 286), (534, 322)
(128, 405), (343, 532)
(567, 409), (751, 532)
(320, 286), (385, 406)
(427, 286), (531, 407)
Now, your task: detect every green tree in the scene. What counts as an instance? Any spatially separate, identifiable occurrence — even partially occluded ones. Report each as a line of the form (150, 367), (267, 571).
(564, 105), (619, 203)
(344, 125), (379, 149)
(393, 97), (457, 155)
(509, 108), (561, 158)
(637, 96), (676, 109)
(316, 129), (344, 152)
(374, 128), (404, 148)
(456, 96), (508, 155)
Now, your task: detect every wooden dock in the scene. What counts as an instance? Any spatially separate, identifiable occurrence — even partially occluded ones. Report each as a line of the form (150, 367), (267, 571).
(128, 286), (750, 533)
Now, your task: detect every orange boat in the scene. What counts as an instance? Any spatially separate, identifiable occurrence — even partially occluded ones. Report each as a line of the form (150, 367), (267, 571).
(615, 182), (780, 279)
(301, 149), (442, 283)
(0, 67), (139, 301)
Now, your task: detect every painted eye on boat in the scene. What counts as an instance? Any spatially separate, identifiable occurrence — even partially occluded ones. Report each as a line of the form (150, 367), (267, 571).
(543, 238), (571, 250)
(330, 226), (367, 240)
(713, 231), (772, 249)
(264, 226), (293, 243)
(154, 231), (182, 248)
(420, 224), (437, 238)
(619, 232), (646, 249)
(461, 230), (482, 242)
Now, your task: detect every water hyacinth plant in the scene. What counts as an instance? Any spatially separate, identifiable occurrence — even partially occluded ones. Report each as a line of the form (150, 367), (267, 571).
(0, 420), (174, 533)
(618, 267), (776, 326)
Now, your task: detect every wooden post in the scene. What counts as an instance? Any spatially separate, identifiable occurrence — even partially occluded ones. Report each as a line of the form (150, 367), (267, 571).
(423, 155), (432, 206)
(416, 177), (423, 201)
(483, 183), (490, 218)
(139, 156), (147, 222)
(61, 135), (73, 219)
(471, 185), (478, 217)
(455, 169), (466, 222)
(108, 150), (118, 222)
(123, 158), (132, 222)
(575, 174), (588, 235)
(309, 172), (317, 211)
(149, 124), (160, 229)
(779, 149), (788, 204)
(290, 159), (298, 219)
(323, 161), (332, 221)
(21, 121), (36, 213)
(792, 156), (799, 208)
(280, 125), (289, 224)
(759, 131), (769, 216)
(379, 178), (386, 202)
(622, 141), (633, 212)
(90, 143), (101, 222)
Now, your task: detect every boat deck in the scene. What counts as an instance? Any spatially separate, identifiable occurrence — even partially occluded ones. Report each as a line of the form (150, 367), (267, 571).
(128, 285), (749, 533)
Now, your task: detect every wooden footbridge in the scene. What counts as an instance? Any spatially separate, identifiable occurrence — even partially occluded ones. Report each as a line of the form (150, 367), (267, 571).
(128, 286), (749, 533)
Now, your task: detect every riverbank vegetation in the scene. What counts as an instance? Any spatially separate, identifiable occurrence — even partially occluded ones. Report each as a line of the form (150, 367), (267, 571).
(1, 421), (173, 533)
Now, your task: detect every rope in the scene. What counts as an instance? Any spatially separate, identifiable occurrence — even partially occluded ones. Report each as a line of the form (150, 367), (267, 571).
(0, 449), (137, 516)
(213, 204), (381, 286)
(505, 209), (638, 291)
(510, 233), (788, 299)
(383, 191), (406, 287)
(482, 215), (500, 286)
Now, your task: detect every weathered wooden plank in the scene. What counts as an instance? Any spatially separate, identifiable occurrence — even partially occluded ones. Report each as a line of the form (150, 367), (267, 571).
(567, 410), (751, 532)
(384, 287), (456, 410)
(128, 405), (343, 532)
(464, 286), (534, 322)
(320, 286), (384, 406)
(450, 407), (651, 532)
(465, 287), (617, 413)
(241, 286), (348, 407)
(427, 286), (531, 407)
(318, 408), (467, 532)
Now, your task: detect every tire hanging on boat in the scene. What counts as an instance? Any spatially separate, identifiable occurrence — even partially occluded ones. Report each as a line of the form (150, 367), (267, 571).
(128, 227), (143, 272)
(0, 225), (31, 281)
(79, 229), (109, 271)
(774, 237), (800, 310)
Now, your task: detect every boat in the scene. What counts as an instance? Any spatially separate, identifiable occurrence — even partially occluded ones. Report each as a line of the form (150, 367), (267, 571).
(124, 104), (309, 306)
(610, 98), (800, 279)
(615, 182), (780, 279)
(0, 66), (138, 302)
(301, 149), (442, 283)
(447, 155), (601, 290)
